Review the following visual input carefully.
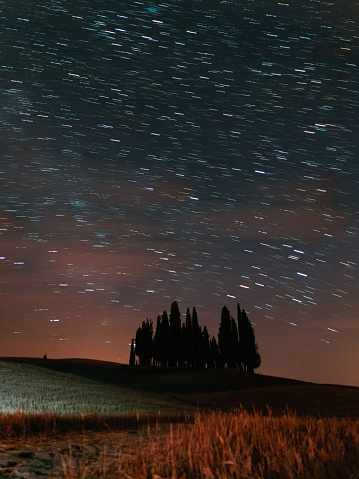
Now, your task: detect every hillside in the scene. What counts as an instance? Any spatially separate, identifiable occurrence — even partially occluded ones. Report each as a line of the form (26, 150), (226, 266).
(0, 359), (192, 415)
(1, 357), (359, 417)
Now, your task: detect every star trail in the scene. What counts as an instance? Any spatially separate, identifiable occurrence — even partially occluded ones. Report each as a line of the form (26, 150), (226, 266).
(1, 0), (358, 386)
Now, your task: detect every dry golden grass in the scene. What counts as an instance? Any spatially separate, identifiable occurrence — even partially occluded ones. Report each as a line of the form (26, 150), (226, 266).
(0, 411), (190, 439)
(1, 359), (359, 478)
(58, 410), (359, 479)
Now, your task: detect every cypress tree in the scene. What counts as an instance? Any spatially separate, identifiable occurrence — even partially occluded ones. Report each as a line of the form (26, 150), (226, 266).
(169, 301), (182, 367)
(218, 305), (232, 368)
(192, 306), (202, 367)
(210, 337), (220, 368)
(132, 301), (261, 372)
(135, 319), (153, 366)
(237, 305), (261, 373)
(153, 315), (162, 367)
(134, 325), (142, 365)
(141, 319), (153, 366)
(230, 316), (239, 369)
(129, 339), (136, 366)
(202, 325), (211, 368)
(160, 310), (170, 367)
(184, 307), (193, 367)
(180, 322), (186, 368)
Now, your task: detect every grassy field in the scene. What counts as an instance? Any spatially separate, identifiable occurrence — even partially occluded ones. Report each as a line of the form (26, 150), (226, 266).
(0, 360), (193, 416)
(1, 356), (358, 417)
(0, 358), (358, 478)
(102, 410), (359, 479)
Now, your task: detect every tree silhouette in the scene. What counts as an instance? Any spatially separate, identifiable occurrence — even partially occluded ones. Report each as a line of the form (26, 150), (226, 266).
(129, 339), (136, 366)
(230, 316), (240, 369)
(180, 322), (186, 368)
(154, 310), (170, 367)
(237, 304), (261, 373)
(218, 305), (232, 368)
(210, 337), (220, 368)
(134, 327), (143, 364)
(131, 301), (261, 372)
(191, 306), (202, 367)
(202, 325), (211, 368)
(169, 301), (182, 367)
(153, 315), (162, 367)
(184, 307), (193, 367)
(135, 319), (153, 366)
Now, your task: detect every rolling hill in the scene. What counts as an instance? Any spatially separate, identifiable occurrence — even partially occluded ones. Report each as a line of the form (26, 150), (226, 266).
(1, 357), (359, 417)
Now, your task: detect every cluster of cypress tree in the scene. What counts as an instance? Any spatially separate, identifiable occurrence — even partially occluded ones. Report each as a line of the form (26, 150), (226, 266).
(130, 301), (261, 372)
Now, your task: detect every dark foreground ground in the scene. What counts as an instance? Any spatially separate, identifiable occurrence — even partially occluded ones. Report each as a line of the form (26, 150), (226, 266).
(1, 357), (358, 478)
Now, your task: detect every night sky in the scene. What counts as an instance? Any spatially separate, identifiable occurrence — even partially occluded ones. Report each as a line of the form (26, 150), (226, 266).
(1, 0), (358, 386)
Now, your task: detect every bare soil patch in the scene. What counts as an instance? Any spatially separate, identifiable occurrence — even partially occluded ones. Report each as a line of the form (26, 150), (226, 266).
(0, 430), (141, 478)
